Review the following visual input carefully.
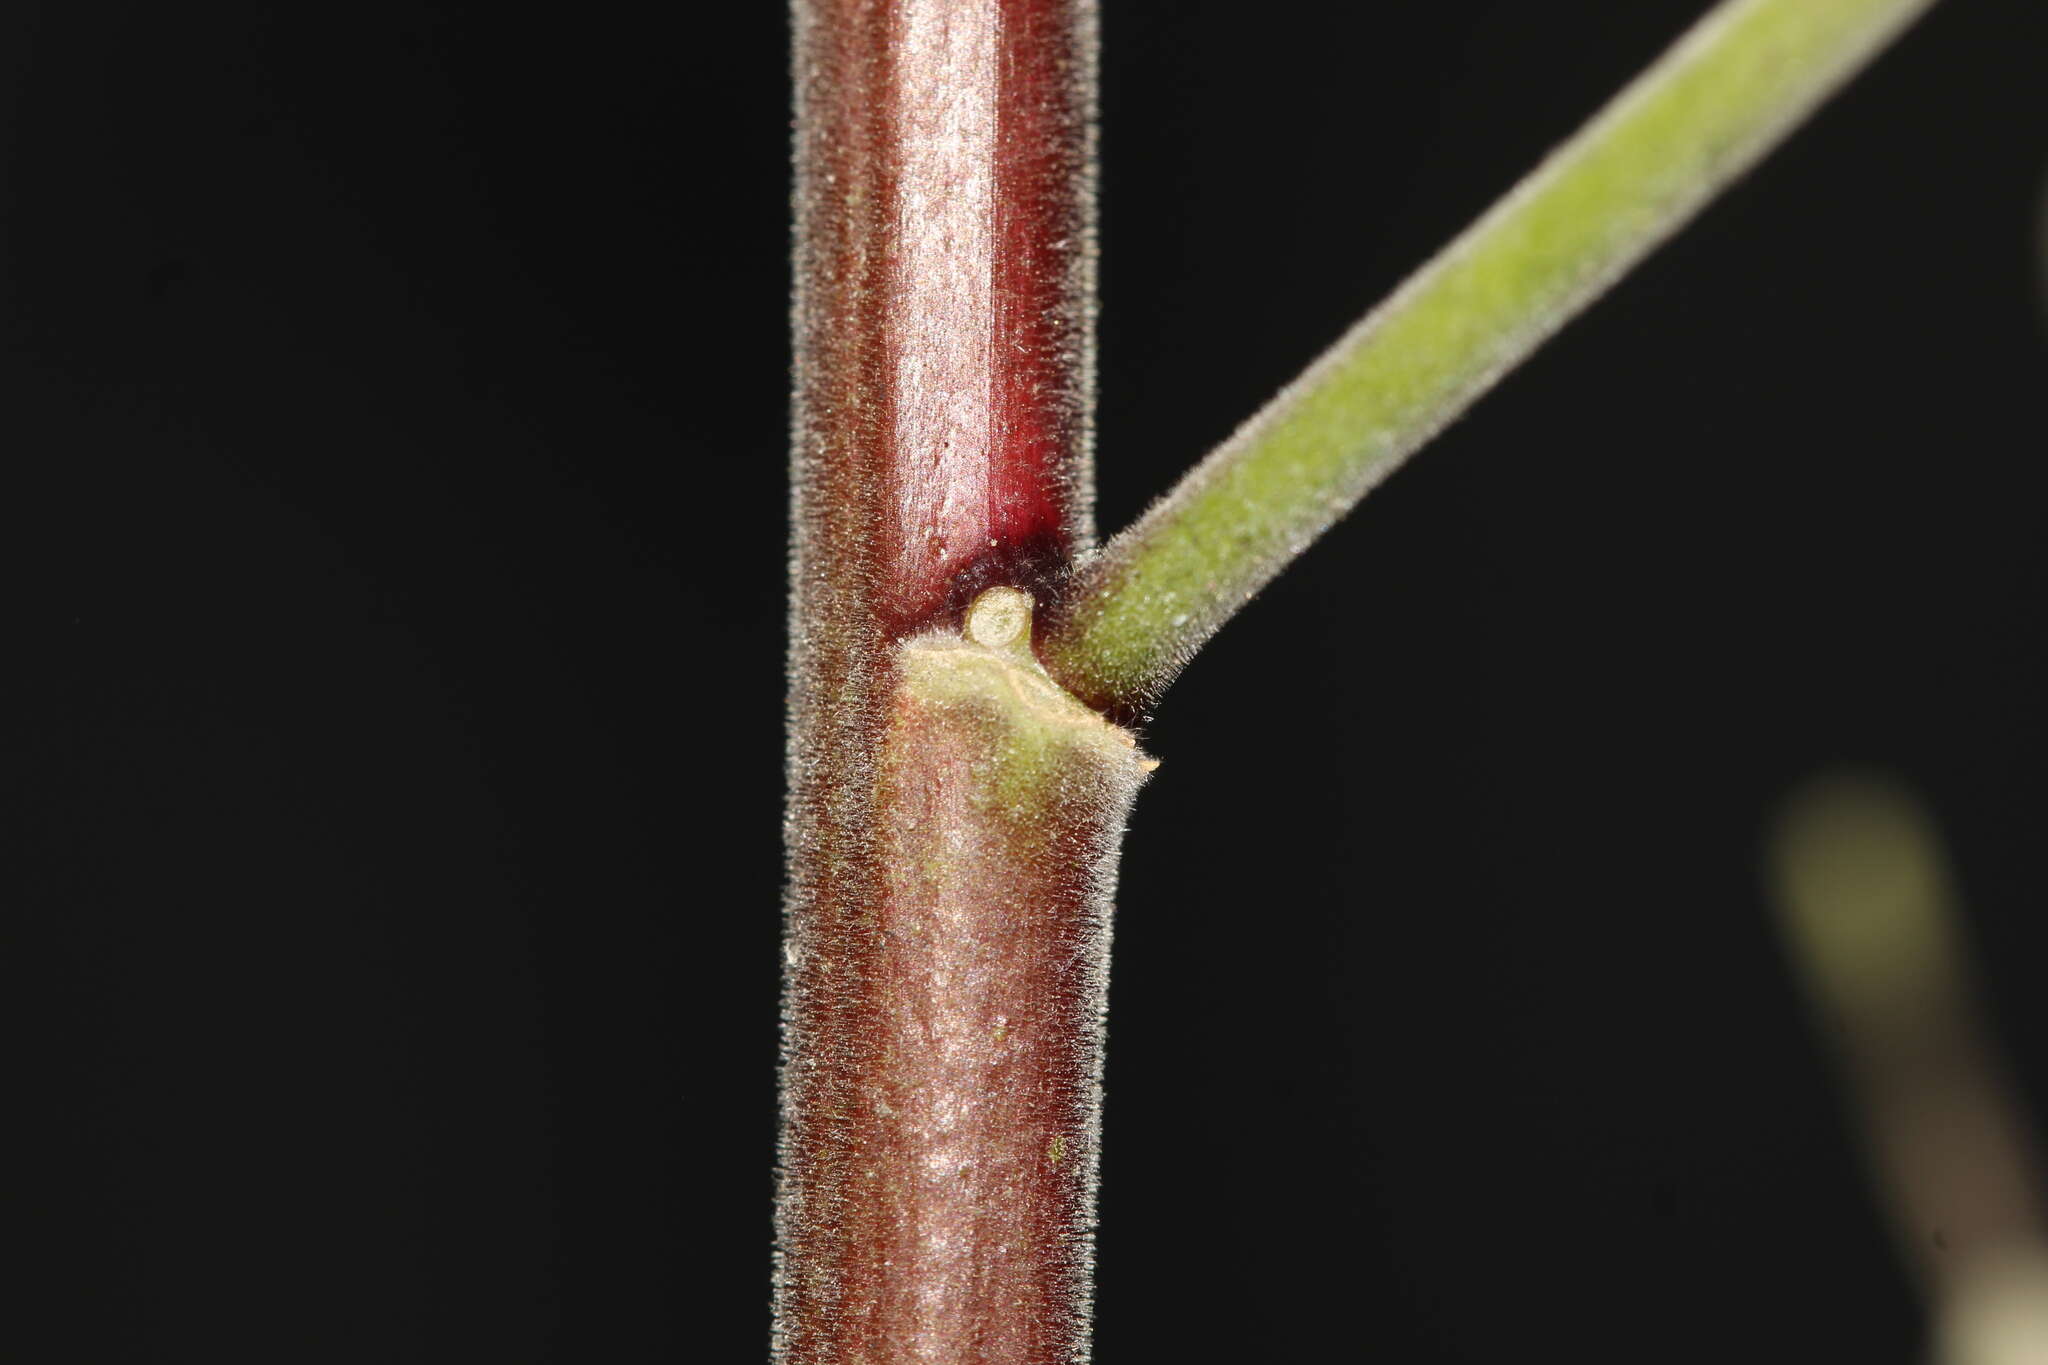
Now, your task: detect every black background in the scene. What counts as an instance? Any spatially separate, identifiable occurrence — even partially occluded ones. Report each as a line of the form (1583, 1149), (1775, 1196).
(14, 1), (2048, 1360)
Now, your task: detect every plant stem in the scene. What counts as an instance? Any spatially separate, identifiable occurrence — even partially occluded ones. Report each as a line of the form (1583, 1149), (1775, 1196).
(1038, 0), (1942, 714)
(779, 1), (1109, 1360)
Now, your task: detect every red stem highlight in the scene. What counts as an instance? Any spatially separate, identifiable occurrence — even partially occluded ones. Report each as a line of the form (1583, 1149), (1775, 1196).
(791, 0), (1095, 640)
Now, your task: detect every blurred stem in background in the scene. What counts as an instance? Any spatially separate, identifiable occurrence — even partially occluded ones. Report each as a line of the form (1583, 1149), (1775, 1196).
(1770, 774), (2048, 1365)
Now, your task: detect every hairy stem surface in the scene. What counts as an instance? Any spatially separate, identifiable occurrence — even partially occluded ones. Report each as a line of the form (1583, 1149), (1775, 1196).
(779, 2), (1107, 1360)
(1040, 0), (1941, 713)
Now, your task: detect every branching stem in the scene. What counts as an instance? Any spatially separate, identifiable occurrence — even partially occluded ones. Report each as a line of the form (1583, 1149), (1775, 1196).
(781, 0), (1946, 1358)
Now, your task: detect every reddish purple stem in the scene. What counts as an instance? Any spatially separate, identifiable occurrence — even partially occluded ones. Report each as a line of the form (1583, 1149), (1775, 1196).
(780, 1), (1105, 1361)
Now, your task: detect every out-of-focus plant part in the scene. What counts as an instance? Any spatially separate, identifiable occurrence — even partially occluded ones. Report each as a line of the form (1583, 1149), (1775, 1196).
(1769, 773), (2048, 1365)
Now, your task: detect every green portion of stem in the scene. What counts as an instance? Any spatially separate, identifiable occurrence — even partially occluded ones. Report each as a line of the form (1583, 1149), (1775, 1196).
(1041, 0), (1940, 711)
